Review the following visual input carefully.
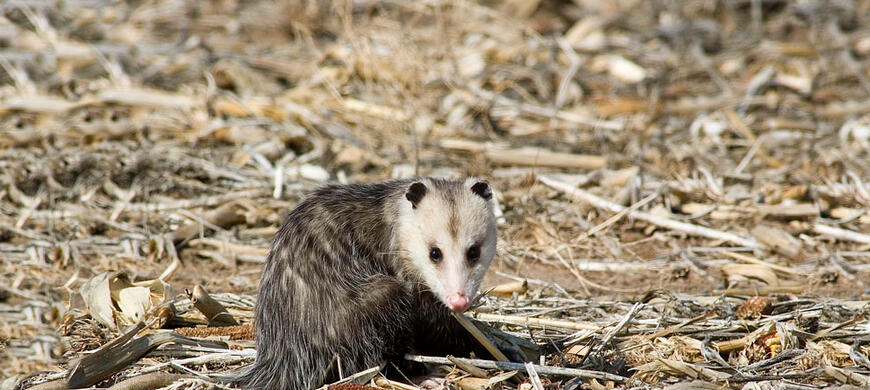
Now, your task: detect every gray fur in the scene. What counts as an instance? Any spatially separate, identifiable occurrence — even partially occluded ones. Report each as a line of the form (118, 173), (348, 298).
(232, 178), (497, 389)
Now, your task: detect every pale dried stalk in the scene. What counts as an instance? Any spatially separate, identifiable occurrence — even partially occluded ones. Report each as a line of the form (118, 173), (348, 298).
(189, 285), (238, 326)
(441, 139), (606, 169)
(125, 189), (270, 212)
(525, 362), (545, 390)
(720, 251), (798, 275)
(461, 86), (623, 131)
(137, 350), (254, 375)
(469, 312), (600, 331)
(812, 224), (870, 245)
(538, 175), (761, 248)
(451, 312), (510, 362)
(188, 238), (269, 257)
(575, 188), (660, 242)
(405, 354), (627, 382)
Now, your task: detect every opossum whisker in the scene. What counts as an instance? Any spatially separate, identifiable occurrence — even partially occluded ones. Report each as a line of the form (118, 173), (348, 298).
(469, 289), (492, 310)
(388, 361), (415, 385)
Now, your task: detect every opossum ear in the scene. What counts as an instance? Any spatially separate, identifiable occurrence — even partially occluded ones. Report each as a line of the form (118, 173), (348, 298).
(470, 181), (492, 200)
(405, 181), (427, 208)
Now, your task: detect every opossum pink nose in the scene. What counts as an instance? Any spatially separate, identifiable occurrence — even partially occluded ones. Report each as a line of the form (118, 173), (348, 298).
(446, 293), (469, 312)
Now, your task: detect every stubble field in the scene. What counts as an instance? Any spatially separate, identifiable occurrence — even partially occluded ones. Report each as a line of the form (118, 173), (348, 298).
(2, 0), (870, 389)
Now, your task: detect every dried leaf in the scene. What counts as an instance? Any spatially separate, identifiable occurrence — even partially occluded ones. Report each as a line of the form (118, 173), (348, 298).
(721, 264), (780, 286)
(78, 271), (174, 330)
(80, 272), (118, 330)
(116, 286), (151, 324)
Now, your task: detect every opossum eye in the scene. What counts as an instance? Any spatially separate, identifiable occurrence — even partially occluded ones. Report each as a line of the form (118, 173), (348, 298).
(467, 246), (481, 263)
(429, 247), (443, 263)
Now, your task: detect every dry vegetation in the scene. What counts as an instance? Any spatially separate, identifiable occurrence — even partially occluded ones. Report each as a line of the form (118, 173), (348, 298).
(2, 0), (870, 388)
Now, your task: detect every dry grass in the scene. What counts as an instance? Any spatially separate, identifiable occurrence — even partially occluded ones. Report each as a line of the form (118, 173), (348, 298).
(2, 0), (870, 388)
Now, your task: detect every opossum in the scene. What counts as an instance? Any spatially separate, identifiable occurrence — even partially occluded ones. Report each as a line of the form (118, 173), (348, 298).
(233, 177), (498, 389)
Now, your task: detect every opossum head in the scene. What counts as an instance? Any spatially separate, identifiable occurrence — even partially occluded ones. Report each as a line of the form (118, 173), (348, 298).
(397, 178), (497, 312)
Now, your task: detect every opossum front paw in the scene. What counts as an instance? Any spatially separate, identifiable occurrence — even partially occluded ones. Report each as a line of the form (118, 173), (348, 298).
(412, 376), (447, 390)
(499, 344), (524, 362)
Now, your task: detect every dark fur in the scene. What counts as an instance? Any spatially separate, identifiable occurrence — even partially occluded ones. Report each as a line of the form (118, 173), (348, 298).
(405, 182), (427, 207)
(232, 179), (491, 389)
(470, 181), (491, 200)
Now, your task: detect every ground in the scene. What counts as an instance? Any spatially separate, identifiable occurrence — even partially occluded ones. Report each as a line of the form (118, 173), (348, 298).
(2, 0), (870, 389)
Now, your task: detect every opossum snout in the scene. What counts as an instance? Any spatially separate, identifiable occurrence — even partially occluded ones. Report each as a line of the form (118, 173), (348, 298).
(446, 293), (469, 312)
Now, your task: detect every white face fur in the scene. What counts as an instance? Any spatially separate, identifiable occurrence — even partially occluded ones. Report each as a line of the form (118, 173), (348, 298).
(396, 178), (497, 312)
